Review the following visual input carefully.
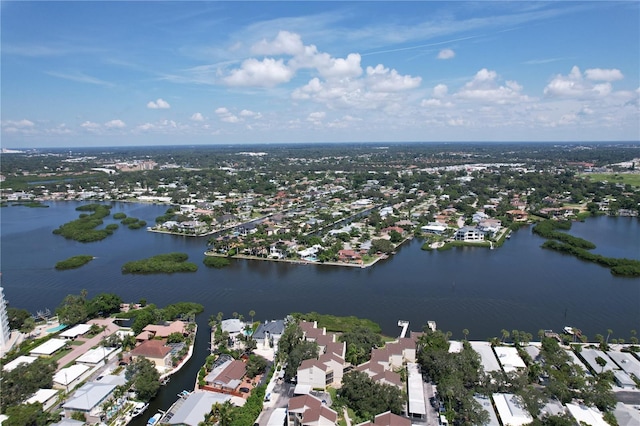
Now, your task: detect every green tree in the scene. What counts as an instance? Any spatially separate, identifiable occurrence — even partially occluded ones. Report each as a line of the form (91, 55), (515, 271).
(246, 355), (268, 378)
(340, 326), (383, 365)
(126, 357), (161, 401)
(56, 292), (88, 326)
(6, 307), (31, 330)
(0, 358), (57, 411)
(19, 317), (36, 336)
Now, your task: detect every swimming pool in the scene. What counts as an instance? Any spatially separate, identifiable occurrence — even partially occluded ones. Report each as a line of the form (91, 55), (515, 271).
(46, 324), (67, 333)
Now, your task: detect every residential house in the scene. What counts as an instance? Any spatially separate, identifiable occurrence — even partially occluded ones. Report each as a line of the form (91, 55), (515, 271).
(204, 358), (246, 392)
(288, 394), (338, 426)
(63, 375), (127, 423)
(136, 320), (187, 342)
(130, 339), (173, 371)
(166, 391), (232, 426)
(356, 411), (411, 426)
(338, 249), (362, 264)
(454, 226), (485, 242)
(253, 320), (286, 349)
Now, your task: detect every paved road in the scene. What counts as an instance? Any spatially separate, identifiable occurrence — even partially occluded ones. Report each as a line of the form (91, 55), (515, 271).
(55, 318), (119, 371)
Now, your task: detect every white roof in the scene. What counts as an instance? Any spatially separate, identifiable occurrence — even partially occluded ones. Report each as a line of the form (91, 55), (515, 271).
(221, 319), (245, 334)
(60, 323), (92, 338)
(580, 349), (617, 373)
(448, 340), (463, 353)
(26, 388), (59, 405)
(566, 403), (609, 426)
(267, 408), (288, 426)
(407, 362), (426, 416)
(76, 346), (117, 364)
(474, 396), (500, 426)
(3, 355), (37, 371)
(167, 392), (231, 426)
(565, 350), (590, 372)
(30, 338), (67, 355)
(54, 364), (90, 385)
(494, 347), (527, 372)
(606, 351), (640, 378)
(492, 393), (533, 426)
(470, 341), (501, 373)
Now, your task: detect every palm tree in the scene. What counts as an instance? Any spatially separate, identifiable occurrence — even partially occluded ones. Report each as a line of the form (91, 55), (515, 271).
(249, 309), (256, 324)
(216, 311), (223, 322)
(463, 328), (469, 341)
(501, 329), (509, 343)
(605, 329), (613, 346)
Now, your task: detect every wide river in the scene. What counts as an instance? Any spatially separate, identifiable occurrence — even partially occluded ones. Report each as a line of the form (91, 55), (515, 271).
(1, 201), (638, 419)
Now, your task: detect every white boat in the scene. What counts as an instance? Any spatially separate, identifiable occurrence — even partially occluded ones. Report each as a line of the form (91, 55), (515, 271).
(131, 402), (148, 418)
(147, 412), (162, 426)
(563, 326), (575, 335)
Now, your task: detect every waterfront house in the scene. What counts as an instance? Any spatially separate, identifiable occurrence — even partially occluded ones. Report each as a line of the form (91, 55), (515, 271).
(204, 358), (246, 391)
(492, 393), (533, 426)
(288, 393), (338, 426)
(454, 226), (485, 242)
(253, 320), (286, 349)
(356, 411), (411, 426)
(494, 346), (527, 373)
(59, 323), (92, 340)
(62, 375), (126, 423)
(338, 249), (362, 264)
(164, 391), (232, 426)
(130, 339), (173, 371)
(137, 320), (187, 341)
(506, 210), (528, 222)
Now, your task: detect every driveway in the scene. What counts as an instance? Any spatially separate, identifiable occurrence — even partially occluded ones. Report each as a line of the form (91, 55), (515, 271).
(55, 318), (120, 370)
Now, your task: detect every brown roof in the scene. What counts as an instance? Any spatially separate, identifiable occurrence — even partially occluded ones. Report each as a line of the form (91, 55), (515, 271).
(130, 339), (171, 359)
(288, 394), (338, 425)
(216, 359), (246, 385)
(142, 320), (186, 338)
(356, 411), (411, 426)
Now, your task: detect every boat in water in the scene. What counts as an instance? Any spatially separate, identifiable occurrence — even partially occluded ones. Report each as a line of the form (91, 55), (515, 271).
(131, 402), (148, 418)
(147, 412), (163, 426)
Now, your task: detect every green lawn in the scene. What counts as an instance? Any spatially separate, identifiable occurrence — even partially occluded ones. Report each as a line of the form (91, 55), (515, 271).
(581, 173), (640, 187)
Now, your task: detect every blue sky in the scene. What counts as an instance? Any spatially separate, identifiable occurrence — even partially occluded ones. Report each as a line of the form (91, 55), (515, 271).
(2, 1), (639, 148)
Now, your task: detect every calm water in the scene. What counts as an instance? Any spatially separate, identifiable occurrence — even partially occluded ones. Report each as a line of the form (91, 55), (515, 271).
(1, 202), (638, 420)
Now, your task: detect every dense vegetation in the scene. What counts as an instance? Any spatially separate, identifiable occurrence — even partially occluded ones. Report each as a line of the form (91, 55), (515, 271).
(534, 220), (640, 277)
(203, 256), (231, 268)
(275, 321), (319, 381)
(116, 301), (203, 334)
(56, 291), (123, 325)
(292, 312), (382, 334)
(122, 252), (198, 274)
(0, 357), (57, 412)
(337, 370), (405, 422)
(52, 203), (115, 242)
(125, 357), (160, 401)
(55, 255), (94, 270)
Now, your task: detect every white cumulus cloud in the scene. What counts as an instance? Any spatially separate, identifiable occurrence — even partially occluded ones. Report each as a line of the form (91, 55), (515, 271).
(456, 68), (527, 104)
(437, 48), (455, 60)
(252, 31), (305, 56)
(365, 64), (421, 92)
(147, 98), (171, 109)
(104, 119), (126, 128)
(2, 119), (35, 128)
(585, 68), (624, 82)
(215, 107), (240, 123)
(191, 112), (204, 121)
(224, 58), (294, 87)
(544, 66), (616, 98)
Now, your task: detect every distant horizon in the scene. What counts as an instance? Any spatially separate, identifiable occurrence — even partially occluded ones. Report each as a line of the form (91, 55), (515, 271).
(2, 1), (639, 148)
(3, 139), (640, 152)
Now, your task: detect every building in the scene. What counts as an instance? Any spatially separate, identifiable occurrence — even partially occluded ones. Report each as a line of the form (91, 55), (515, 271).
(288, 393), (338, 426)
(470, 341), (501, 373)
(0, 286), (12, 352)
(492, 393), (533, 426)
(254, 320), (285, 349)
(407, 362), (427, 420)
(454, 226), (485, 242)
(566, 403), (609, 426)
(494, 346), (527, 373)
(204, 358), (247, 391)
(165, 391), (232, 426)
(356, 411), (411, 426)
(130, 339), (173, 371)
(62, 375), (127, 423)
(30, 338), (67, 357)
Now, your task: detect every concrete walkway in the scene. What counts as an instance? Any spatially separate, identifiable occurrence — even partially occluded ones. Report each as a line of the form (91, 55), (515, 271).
(55, 318), (119, 371)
